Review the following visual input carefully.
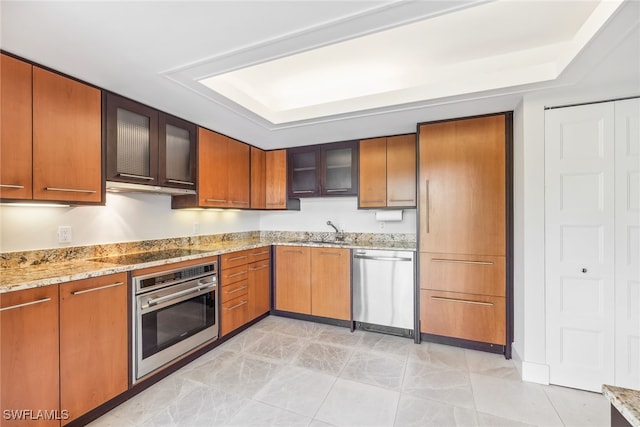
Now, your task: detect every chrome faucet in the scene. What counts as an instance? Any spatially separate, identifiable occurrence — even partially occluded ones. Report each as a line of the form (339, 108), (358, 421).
(327, 220), (345, 241)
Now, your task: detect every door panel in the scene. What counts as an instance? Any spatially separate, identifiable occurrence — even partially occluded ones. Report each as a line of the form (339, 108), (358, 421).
(545, 102), (615, 392)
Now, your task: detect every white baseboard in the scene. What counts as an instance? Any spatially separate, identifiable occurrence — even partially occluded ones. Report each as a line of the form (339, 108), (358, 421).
(512, 346), (550, 385)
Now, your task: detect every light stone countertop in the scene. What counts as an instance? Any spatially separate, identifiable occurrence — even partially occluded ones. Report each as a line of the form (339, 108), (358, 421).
(0, 236), (416, 293)
(603, 385), (640, 427)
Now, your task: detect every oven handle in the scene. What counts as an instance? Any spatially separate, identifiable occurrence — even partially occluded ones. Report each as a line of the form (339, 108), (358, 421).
(141, 283), (216, 311)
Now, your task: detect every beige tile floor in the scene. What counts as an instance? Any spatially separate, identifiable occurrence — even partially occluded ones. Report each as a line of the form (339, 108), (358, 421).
(89, 316), (610, 427)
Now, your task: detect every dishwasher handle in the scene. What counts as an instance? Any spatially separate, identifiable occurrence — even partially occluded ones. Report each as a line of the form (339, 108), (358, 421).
(353, 254), (413, 262)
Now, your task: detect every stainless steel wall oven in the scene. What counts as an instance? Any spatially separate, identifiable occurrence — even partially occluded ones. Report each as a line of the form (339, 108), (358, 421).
(133, 260), (218, 381)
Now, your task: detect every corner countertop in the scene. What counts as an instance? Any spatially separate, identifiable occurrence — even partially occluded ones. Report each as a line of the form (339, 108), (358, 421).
(603, 385), (640, 427)
(0, 237), (416, 294)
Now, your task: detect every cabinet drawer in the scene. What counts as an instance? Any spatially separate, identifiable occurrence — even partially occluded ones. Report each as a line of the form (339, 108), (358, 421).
(221, 264), (249, 285)
(221, 294), (249, 336)
(420, 289), (505, 345)
(247, 247), (271, 262)
(420, 253), (505, 296)
(221, 250), (250, 269)
(221, 279), (249, 303)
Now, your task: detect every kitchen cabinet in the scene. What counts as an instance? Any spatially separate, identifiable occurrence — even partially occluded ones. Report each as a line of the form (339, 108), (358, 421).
(275, 246), (350, 320)
(288, 140), (358, 198)
(0, 54), (102, 204)
(359, 134), (416, 208)
(418, 113), (510, 348)
(59, 273), (128, 424)
(172, 127), (249, 209)
(251, 148), (288, 209)
(1, 286), (60, 427)
(106, 92), (196, 192)
(0, 54), (33, 200)
(220, 247), (271, 335)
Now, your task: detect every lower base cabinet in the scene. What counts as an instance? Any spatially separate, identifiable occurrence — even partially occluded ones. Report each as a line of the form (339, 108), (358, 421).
(1, 286), (60, 427)
(60, 273), (128, 424)
(275, 245), (350, 321)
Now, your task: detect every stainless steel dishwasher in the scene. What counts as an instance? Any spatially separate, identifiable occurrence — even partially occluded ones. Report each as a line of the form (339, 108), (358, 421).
(352, 249), (415, 337)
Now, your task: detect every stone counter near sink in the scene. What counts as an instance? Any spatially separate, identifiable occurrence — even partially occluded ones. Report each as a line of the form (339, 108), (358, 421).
(603, 385), (640, 427)
(0, 231), (415, 293)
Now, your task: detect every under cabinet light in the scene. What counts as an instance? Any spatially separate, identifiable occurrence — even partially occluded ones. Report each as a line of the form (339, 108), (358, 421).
(0, 203), (71, 208)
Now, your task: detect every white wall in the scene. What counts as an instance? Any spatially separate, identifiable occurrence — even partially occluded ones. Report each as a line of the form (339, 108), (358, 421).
(259, 197), (416, 235)
(0, 192), (261, 252)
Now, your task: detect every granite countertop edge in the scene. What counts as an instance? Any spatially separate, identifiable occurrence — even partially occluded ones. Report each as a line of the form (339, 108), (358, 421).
(0, 239), (416, 293)
(602, 384), (640, 427)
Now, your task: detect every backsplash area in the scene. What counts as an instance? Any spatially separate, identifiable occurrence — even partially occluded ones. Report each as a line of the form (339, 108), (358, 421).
(0, 231), (416, 269)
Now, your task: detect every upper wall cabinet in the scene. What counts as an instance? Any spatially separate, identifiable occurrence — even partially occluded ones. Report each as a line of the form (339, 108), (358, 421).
(359, 134), (416, 208)
(172, 127), (250, 209)
(287, 140), (358, 198)
(251, 147), (289, 210)
(1, 54), (103, 204)
(105, 92), (196, 192)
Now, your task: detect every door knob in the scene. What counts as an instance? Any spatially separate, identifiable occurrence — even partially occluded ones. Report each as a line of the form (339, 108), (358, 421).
(581, 268), (587, 273)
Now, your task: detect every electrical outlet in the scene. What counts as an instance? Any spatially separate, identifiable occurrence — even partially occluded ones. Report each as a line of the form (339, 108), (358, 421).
(192, 223), (200, 235)
(58, 226), (72, 243)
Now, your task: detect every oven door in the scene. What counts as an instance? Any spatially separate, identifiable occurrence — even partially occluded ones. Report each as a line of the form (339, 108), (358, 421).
(135, 277), (218, 380)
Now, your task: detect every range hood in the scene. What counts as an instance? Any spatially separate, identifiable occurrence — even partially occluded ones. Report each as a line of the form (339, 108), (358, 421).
(106, 181), (196, 196)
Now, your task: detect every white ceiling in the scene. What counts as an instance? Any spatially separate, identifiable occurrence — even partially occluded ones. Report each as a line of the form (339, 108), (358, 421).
(1, 1), (639, 149)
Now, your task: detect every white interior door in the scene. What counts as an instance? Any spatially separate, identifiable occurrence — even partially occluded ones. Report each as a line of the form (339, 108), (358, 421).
(614, 98), (640, 389)
(545, 102), (616, 392)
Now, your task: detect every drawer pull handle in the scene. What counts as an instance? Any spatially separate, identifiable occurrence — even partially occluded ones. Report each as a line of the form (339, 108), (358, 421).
(431, 258), (494, 265)
(326, 188), (349, 193)
(226, 270), (247, 278)
(362, 199), (385, 203)
(167, 179), (194, 186)
(319, 252), (341, 256)
(226, 300), (248, 310)
(266, 202), (285, 205)
(205, 198), (227, 203)
(250, 251), (270, 256)
(282, 250), (303, 254)
(231, 200), (249, 205)
(0, 184), (25, 189)
(226, 285), (248, 294)
(250, 265), (269, 271)
(227, 255), (248, 262)
(292, 190), (314, 194)
(388, 199), (415, 203)
(117, 173), (154, 181)
(45, 187), (96, 194)
(72, 282), (124, 295)
(430, 296), (493, 306)
(0, 297), (51, 312)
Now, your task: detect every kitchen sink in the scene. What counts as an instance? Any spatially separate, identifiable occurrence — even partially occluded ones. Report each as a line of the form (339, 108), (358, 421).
(288, 240), (349, 246)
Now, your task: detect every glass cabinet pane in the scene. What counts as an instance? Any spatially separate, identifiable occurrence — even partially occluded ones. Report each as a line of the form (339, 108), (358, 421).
(325, 147), (352, 192)
(116, 108), (151, 177)
(165, 124), (191, 182)
(291, 151), (317, 194)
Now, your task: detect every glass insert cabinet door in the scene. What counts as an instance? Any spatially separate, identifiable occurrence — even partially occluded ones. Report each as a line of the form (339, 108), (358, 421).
(106, 92), (196, 189)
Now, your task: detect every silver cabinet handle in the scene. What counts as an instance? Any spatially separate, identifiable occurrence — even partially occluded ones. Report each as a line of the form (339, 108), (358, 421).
(231, 201), (249, 205)
(282, 249), (304, 254)
(425, 179), (430, 233)
(388, 199), (415, 203)
(167, 179), (194, 186)
(145, 284), (215, 307)
(292, 190), (314, 194)
(431, 258), (494, 265)
(326, 188), (349, 193)
(226, 300), (248, 310)
(45, 187), (96, 194)
(0, 297), (51, 312)
(319, 251), (341, 256)
(71, 281), (124, 295)
(0, 184), (25, 189)
(205, 199), (227, 203)
(250, 251), (270, 257)
(226, 270), (247, 278)
(362, 199), (384, 203)
(227, 255), (248, 262)
(225, 285), (248, 294)
(430, 296), (493, 306)
(354, 255), (412, 262)
(249, 265), (269, 271)
(117, 173), (154, 181)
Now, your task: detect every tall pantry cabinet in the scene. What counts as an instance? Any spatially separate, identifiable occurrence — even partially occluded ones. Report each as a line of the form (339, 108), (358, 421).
(418, 113), (512, 355)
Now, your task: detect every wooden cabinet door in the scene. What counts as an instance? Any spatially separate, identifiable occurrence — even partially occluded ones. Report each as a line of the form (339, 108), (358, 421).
(358, 137), (387, 208)
(250, 146), (266, 209)
(227, 138), (250, 208)
(265, 149), (287, 209)
(0, 54), (33, 200)
(275, 246), (311, 314)
(198, 127), (228, 207)
(310, 247), (350, 320)
(33, 67), (102, 203)
(1, 286), (59, 427)
(387, 134), (416, 207)
(248, 258), (271, 321)
(419, 115), (506, 255)
(59, 273), (128, 424)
